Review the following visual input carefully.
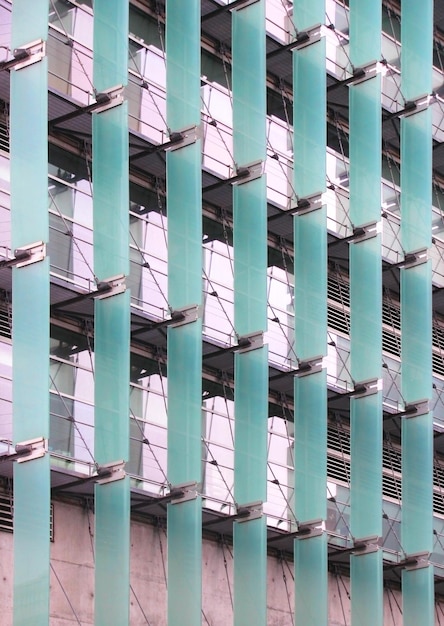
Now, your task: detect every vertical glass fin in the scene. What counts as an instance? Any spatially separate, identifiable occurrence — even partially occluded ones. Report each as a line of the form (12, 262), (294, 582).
(350, 551), (383, 626)
(294, 533), (328, 625)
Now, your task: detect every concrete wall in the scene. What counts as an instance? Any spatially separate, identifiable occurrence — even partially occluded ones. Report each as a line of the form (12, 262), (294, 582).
(0, 498), (441, 624)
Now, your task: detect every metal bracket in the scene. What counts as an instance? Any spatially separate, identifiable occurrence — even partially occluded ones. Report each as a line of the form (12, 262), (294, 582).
(0, 39), (46, 71)
(235, 330), (264, 353)
(296, 518), (324, 539)
(352, 378), (381, 398)
(15, 437), (48, 463)
(169, 481), (198, 505)
(401, 248), (429, 269)
(93, 85), (124, 113)
(232, 160), (264, 185)
(0, 241), (46, 269)
(296, 355), (324, 377)
(399, 94), (433, 118)
(292, 24), (329, 50)
(235, 500), (263, 523)
(291, 191), (325, 215)
(165, 124), (202, 151)
(352, 535), (380, 555)
(348, 60), (386, 86)
(169, 304), (202, 328)
(95, 460), (126, 484)
(94, 274), (126, 299)
(349, 221), (380, 243)
(402, 551), (430, 571)
(230, 0), (260, 11)
(403, 399), (430, 419)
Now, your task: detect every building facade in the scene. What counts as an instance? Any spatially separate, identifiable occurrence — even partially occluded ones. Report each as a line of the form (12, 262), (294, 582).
(1, 0), (444, 624)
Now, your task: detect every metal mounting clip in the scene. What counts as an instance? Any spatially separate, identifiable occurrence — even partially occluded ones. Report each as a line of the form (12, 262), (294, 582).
(95, 460), (126, 484)
(352, 535), (380, 555)
(0, 241), (46, 269)
(235, 330), (264, 353)
(351, 378), (381, 398)
(400, 248), (429, 269)
(94, 274), (126, 299)
(15, 437), (48, 463)
(235, 500), (263, 523)
(169, 481), (198, 505)
(229, 0), (260, 12)
(399, 94), (433, 118)
(349, 221), (380, 243)
(166, 124), (202, 151)
(232, 160), (264, 185)
(169, 304), (202, 328)
(292, 191), (325, 215)
(402, 551), (430, 571)
(93, 85), (124, 113)
(293, 24), (328, 50)
(403, 399), (430, 419)
(296, 518), (324, 539)
(0, 39), (46, 71)
(348, 60), (386, 86)
(296, 356), (324, 377)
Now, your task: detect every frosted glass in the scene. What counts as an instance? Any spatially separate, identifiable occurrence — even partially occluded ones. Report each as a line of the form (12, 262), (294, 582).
(232, 0), (266, 165)
(402, 566), (434, 626)
(167, 321), (203, 485)
(166, 0), (200, 130)
(11, 0), (47, 50)
(294, 369), (327, 522)
(234, 516), (267, 626)
(401, 0), (433, 100)
(94, 477), (130, 626)
(234, 347), (268, 504)
(350, 551), (383, 626)
(167, 497), (202, 626)
(294, 533), (328, 626)
(93, 0), (128, 92)
(349, 0), (381, 68)
(292, 0), (325, 31)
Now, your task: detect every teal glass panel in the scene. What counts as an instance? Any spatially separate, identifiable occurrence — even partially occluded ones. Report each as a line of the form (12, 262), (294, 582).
(12, 260), (50, 443)
(167, 497), (202, 626)
(294, 369), (327, 522)
(402, 566), (434, 626)
(293, 40), (326, 198)
(11, 0), (47, 49)
(166, 0), (200, 130)
(349, 0), (381, 68)
(232, 0), (266, 165)
(401, 0), (433, 100)
(350, 393), (382, 538)
(92, 103), (129, 280)
(13, 456), (50, 626)
(294, 207), (327, 360)
(349, 77), (382, 227)
(402, 412), (433, 554)
(94, 291), (130, 464)
(292, 0), (325, 31)
(294, 533), (328, 626)
(350, 236), (381, 382)
(401, 263), (432, 404)
(94, 476), (130, 626)
(400, 111), (432, 253)
(234, 516), (266, 626)
(93, 0), (128, 91)
(167, 321), (202, 485)
(350, 551), (383, 626)
(166, 142), (202, 309)
(10, 60), (48, 249)
(234, 347), (268, 505)
(233, 177), (267, 336)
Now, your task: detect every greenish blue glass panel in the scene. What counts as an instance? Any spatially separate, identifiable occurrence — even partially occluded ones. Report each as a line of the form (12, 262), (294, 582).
(234, 347), (268, 504)
(400, 111), (432, 253)
(350, 551), (383, 626)
(11, 0), (47, 49)
(94, 291), (130, 464)
(167, 321), (202, 485)
(401, 0), (433, 100)
(232, 0), (266, 165)
(233, 177), (267, 336)
(294, 369), (327, 522)
(13, 456), (50, 626)
(92, 103), (129, 280)
(167, 497), (202, 626)
(350, 393), (382, 538)
(350, 236), (381, 382)
(12, 260), (50, 443)
(402, 412), (433, 554)
(349, 0), (381, 68)
(93, 0), (128, 91)
(233, 516), (266, 626)
(166, 0), (200, 130)
(293, 40), (326, 199)
(401, 263), (432, 404)
(294, 208), (327, 360)
(402, 567), (434, 626)
(94, 476), (130, 626)
(292, 0), (325, 31)
(166, 143), (202, 309)
(10, 60), (48, 249)
(294, 533), (328, 626)
(349, 78), (381, 227)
